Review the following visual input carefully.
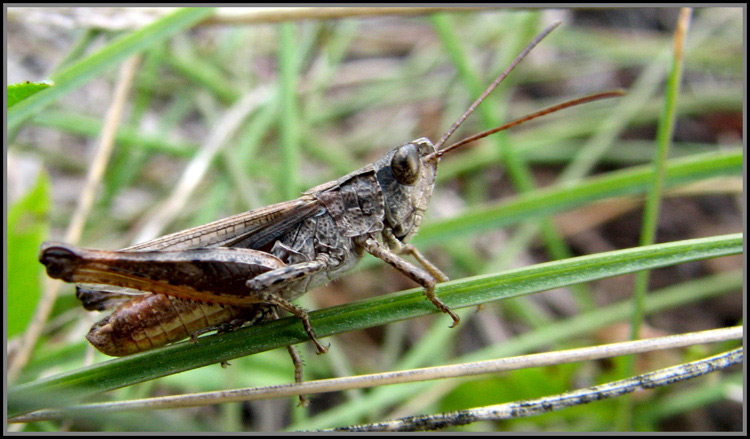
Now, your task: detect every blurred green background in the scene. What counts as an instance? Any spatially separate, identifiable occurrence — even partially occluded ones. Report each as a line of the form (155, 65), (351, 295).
(7, 7), (743, 432)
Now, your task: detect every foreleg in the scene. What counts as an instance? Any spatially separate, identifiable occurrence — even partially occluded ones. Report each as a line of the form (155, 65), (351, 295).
(382, 228), (449, 282)
(361, 237), (459, 327)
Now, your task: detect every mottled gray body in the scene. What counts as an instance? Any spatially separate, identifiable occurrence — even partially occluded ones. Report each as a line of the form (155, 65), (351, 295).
(37, 22), (619, 410)
(40, 137), (447, 356)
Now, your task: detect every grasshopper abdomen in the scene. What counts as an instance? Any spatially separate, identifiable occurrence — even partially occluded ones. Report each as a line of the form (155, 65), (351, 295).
(86, 293), (266, 357)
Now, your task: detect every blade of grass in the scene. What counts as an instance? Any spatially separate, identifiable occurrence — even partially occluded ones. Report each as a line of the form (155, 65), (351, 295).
(278, 22), (301, 201)
(11, 327), (741, 424)
(429, 10), (734, 319)
(29, 111), (199, 157)
(297, 268), (743, 430)
(415, 149), (742, 246)
(8, 8), (215, 131)
(631, 7), (692, 341)
(324, 347), (742, 432)
(101, 45), (166, 207)
(8, 233), (742, 417)
(167, 36), (241, 105)
(621, 8), (693, 430)
(130, 84), (272, 243)
(431, 13), (597, 311)
(438, 89), (742, 180)
(52, 28), (102, 72)
(8, 56), (142, 383)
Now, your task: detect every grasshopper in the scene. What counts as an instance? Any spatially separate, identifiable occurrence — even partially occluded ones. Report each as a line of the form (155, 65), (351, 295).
(39, 22), (622, 378)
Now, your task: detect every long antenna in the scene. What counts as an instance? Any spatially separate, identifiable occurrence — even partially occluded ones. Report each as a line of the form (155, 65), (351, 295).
(432, 21), (562, 151)
(429, 90), (625, 160)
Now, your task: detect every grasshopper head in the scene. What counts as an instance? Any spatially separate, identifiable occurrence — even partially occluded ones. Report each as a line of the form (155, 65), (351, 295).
(374, 137), (439, 242)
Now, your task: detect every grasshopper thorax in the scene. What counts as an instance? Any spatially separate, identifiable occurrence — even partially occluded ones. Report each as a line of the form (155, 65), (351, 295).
(374, 137), (438, 242)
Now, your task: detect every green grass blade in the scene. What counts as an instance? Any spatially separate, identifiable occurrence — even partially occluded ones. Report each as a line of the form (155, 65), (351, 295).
(299, 270), (742, 430)
(278, 22), (301, 201)
(30, 111), (199, 157)
(620, 10), (694, 429)
(8, 233), (742, 417)
(415, 150), (742, 246)
(631, 9), (692, 335)
(8, 8), (215, 131)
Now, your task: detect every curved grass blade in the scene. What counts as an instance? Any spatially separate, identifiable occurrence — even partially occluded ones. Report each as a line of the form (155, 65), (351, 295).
(416, 150), (742, 246)
(8, 8), (215, 131)
(8, 233), (742, 417)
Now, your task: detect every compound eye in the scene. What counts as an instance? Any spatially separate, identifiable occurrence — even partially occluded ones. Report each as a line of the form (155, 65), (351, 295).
(391, 143), (421, 185)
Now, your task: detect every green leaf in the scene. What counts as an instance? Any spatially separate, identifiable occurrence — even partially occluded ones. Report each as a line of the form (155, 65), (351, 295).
(7, 81), (54, 109)
(7, 171), (51, 337)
